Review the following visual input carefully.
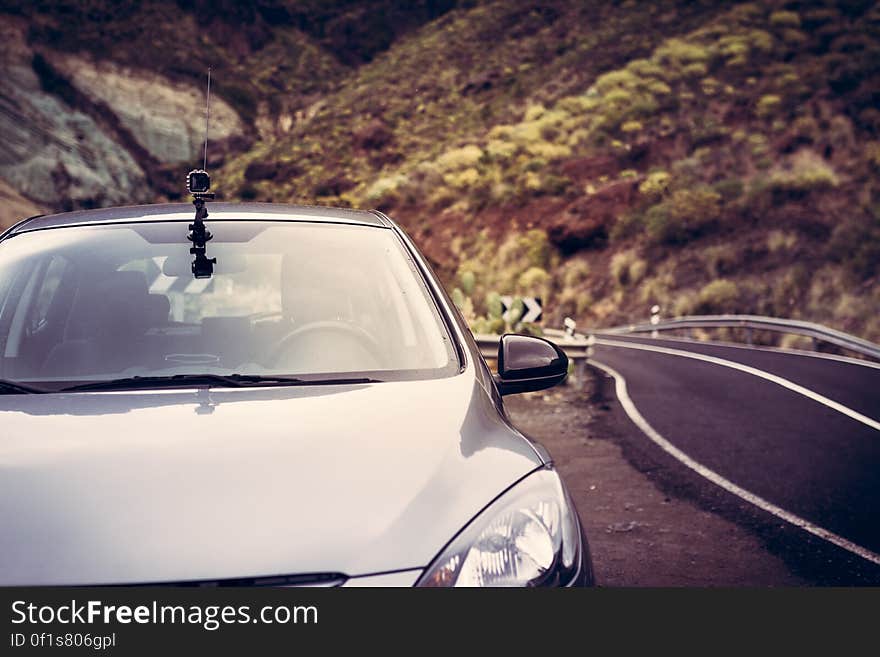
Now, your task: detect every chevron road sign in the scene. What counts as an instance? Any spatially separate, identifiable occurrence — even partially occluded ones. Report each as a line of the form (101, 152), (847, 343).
(499, 296), (543, 324)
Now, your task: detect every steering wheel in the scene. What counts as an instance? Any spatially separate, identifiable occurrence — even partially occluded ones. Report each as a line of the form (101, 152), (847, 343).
(269, 320), (384, 368)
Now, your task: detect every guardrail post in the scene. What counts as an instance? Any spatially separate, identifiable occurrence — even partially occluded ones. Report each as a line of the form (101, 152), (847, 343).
(574, 358), (586, 391)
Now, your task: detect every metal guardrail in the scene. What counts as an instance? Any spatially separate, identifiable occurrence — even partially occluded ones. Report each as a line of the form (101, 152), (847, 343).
(601, 314), (880, 362)
(472, 332), (590, 360)
(472, 313), (880, 390)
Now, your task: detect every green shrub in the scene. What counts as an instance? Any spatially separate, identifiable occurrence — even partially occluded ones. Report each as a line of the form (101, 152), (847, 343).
(827, 217), (880, 280)
(436, 145), (483, 171)
(638, 171), (671, 198)
(517, 322), (544, 337)
(638, 272), (675, 306)
(647, 187), (722, 245)
(524, 141), (572, 160)
(523, 158), (546, 173)
(602, 87), (634, 105)
(700, 77), (721, 96)
(703, 245), (739, 277)
(486, 139), (518, 161)
(460, 270), (476, 296)
(767, 230), (798, 253)
(747, 29), (774, 54)
(682, 62), (708, 78)
(694, 279), (740, 314)
(524, 104), (546, 122)
(451, 287), (466, 310)
(645, 205), (676, 244)
(768, 150), (839, 194)
(610, 250), (647, 287)
(443, 167), (481, 189)
(790, 115), (820, 143)
(561, 258), (591, 288)
(610, 211), (645, 243)
(611, 251), (634, 286)
(486, 291), (503, 320)
(712, 178), (744, 201)
(543, 174), (572, 196)
(668, 187), (722, 223)
(629, 259), (647, 285)
(518, 230), (552, 269)
(464, 229), (554, 301)
(718, 35), (750, 66)
(365, 174), (408, 204)
(557, 95), (600, 116)
(767, 265), (809, 316)
(517, 267), (551, 295)
(471, 317), (490, 334)
(770, 10), (801, 28)
(519, 172), (570, 197)
(626, 58), (666, 79)
(647, 80), (672, 95)
(748, 133), (770, 157)
(488, 317), (506, 334)
(672, 291), (697, 317)
(594, 69), (641, 93)
(756, 94), (782, 118)
(654, 39), (711, 67)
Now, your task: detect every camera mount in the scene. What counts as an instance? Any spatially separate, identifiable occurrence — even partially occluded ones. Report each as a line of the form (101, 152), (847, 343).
(185, 70), (218, 280)
(187, 169), (216, 279)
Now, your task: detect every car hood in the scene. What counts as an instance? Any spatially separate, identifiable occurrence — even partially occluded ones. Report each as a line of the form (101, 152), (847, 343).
(0, 374), (543, 585)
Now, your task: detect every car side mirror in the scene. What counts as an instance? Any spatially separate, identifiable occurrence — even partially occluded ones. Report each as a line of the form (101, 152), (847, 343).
(495, 334), (568, 396)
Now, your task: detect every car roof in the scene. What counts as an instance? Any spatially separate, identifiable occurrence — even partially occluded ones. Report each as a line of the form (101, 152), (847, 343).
(5, 202), (390, 236)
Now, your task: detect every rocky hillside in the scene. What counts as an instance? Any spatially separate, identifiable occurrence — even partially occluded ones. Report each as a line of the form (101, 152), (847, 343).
(2, 0), (878, 341)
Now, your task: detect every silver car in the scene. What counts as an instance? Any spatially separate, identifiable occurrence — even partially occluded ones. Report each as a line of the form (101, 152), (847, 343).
(0, 202), (593, 587)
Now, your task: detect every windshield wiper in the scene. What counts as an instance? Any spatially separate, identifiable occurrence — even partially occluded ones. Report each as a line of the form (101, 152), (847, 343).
(60, 374), (242, 392)
(0, 379), (48, 394)
(60, 374), (383, 392)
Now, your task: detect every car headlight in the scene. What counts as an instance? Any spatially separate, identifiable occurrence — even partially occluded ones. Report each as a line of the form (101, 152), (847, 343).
(417, 468), (583, 587)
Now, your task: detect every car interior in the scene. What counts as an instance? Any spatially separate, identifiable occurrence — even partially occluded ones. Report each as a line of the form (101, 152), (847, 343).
(0, 225), (453, 384)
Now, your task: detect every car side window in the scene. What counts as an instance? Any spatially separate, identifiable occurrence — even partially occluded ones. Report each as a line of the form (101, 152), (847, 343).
(0, 254), (74, 373)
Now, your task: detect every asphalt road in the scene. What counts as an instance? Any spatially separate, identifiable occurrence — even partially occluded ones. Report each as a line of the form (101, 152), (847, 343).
(588, 334), (880, 583)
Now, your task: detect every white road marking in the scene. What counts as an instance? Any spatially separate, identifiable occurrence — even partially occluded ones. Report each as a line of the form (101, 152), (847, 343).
(596, 332), (880, 371)
(593, 338), (880, 431)
(588, 358), (880, 567)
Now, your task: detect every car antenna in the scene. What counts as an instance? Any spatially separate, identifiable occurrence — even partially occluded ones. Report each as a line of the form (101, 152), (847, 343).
(186, 67), (216, 279)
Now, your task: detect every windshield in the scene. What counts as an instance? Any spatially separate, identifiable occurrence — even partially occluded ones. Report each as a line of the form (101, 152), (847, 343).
(0, 220), (457, 390)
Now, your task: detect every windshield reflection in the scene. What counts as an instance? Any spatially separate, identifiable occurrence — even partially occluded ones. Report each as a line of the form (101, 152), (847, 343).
(0, 221), (456, 391)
